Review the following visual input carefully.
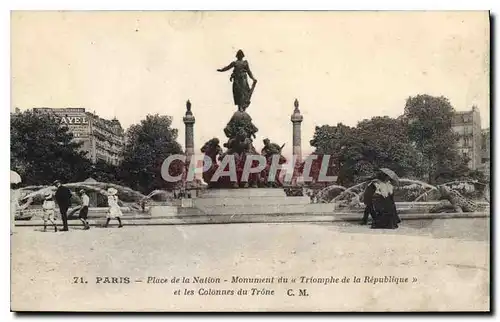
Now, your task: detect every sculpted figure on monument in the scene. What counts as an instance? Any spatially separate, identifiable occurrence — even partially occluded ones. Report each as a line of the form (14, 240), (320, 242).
(217, 49), (257, 112)
(204, 50), (278, 188)
(261, 138), (287, 188)
(201, 138), (223, 163)
(224, 111), (258, 140)
(200, 138), (226, 188)
(261, 138), (284, 159)
(222, 129), (252, 157)
(210, 129), (259, 189)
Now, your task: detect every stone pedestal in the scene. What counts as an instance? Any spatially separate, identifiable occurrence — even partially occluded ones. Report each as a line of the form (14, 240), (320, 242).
(149, 206), (178, 217)
(193, 188), (312, 215)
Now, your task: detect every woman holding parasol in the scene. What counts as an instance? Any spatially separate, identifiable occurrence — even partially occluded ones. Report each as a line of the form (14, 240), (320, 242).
(362, 168), (401, 229)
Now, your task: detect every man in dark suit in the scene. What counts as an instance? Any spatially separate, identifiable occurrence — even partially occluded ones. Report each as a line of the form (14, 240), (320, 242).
(361, 182), (376, 225)
(54, 180), (72, 231)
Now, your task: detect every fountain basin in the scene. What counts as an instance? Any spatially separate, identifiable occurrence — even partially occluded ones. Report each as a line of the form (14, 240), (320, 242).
(15, 210), (489, 227)
(15, 198), (489, 220)
(337, 201), (489, 214)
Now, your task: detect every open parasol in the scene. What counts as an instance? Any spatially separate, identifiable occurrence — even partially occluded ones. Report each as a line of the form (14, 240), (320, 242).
(10, 170), (21, 184)
(379, 168), (399, 183)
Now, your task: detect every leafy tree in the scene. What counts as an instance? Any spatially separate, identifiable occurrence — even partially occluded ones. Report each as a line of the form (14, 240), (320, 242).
(356, 116), (423, 178)
(11, 110), (91, 185)
(89, 160), (120, 184)
(120, 114), (183, 193)
(468, 169), (486, 182)
(309, 117), (421, 186)
(309, 123), (361, 185)
(435, 158), (486, 184)
(403, 94), (468, 184)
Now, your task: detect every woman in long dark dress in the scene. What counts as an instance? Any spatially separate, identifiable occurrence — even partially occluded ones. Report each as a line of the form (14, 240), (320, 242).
(217, 50), (257, 112)
(365, 171), (401, 229)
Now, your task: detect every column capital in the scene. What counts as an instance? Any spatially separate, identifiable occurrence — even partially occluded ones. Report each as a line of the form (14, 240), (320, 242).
(291, 98), (303, 123)
(183, 115), (195, 124)
(183, 99), (195, 124)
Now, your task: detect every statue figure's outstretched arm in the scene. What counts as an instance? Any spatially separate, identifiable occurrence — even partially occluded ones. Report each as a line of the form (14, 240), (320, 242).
(217, 61), (234, 72)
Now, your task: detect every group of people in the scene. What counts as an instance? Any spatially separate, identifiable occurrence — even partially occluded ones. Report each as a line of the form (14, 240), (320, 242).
(14, 180), (125, 233)
(361, 169), (401, 229)
(13, 170), (402, 232)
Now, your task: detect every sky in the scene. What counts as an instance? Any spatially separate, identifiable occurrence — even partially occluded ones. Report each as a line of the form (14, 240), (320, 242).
(11, 11), (490, 156)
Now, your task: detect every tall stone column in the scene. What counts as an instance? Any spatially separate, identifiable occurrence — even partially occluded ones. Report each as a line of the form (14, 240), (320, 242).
(183, 100), (195, 161)
(291, 98), (303, 163)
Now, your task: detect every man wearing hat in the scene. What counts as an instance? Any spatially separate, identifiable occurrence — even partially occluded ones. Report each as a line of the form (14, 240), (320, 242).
(78, 189), (90, 230)
(54, 180), (72, 231)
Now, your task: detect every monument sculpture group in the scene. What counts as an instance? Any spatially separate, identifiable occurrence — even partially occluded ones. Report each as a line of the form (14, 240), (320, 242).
(184, 49), (302, 189)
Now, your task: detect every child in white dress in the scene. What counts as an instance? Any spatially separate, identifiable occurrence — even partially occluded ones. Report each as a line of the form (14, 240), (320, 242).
(104, 188), (123, 228)
(42, 193), (58, 232)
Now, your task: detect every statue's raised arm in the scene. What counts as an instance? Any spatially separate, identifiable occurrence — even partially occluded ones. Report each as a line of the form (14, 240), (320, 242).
(217, 61), (234, 73)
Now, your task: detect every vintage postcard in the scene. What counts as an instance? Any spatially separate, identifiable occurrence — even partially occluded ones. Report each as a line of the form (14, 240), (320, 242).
(10, 11), (490, 312)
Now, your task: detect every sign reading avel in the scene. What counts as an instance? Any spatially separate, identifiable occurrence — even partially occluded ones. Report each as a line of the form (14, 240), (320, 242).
(60, 116), (89, 125)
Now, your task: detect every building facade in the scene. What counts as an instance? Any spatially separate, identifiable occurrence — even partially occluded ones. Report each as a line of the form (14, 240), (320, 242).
(451, 106), (482, 170)
(32, 108), (125, 165)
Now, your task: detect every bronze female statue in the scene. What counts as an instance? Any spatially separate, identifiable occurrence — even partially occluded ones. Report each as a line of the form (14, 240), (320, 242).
(217, 49), (257, 112)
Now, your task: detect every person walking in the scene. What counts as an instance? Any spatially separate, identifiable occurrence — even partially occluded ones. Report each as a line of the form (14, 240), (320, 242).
(42, 192), (58, 232)
(361, 176), (378, 225)
(104, 188), (123, 228)
(54, 180), (72, 231)
(366, 169), (401, 229)
(78, 189), (91, 230)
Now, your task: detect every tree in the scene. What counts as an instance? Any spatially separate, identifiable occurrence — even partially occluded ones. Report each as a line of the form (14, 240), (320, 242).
(310, 123), (360, 186)
(11, 110), (91, 185)
(120, 114), (183, 193)
(403, 94), (468, 183)
(89, 160), (120, 184)
(356, 116), (423, 178)
(309, 117), (422, 186)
